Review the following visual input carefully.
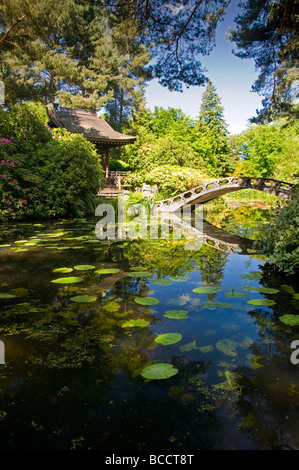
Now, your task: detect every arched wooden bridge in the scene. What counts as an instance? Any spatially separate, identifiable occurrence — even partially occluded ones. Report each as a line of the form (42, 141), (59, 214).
(153, 176), (294, 212)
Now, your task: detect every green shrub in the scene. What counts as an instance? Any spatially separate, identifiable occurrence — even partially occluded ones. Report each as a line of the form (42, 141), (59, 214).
(0, 102), (102, 220)
(254, 188), (299, 274)
(123, 165), (210, 199)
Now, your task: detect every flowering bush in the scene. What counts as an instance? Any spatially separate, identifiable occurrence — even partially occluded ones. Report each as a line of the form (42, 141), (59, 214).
(0, 102), (102, 221)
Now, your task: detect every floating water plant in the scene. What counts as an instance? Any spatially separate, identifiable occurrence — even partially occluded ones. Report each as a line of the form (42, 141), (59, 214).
(154, 333), (182, 345)
(95, 268), (120, 274)
(224, 291), (247, 298)
(247, 299), (276, 306)
(74, 265), (95, 271)
(127, 271), (153, 278)
(216, 338), (239, 357)
(193, 286), (222, 294)
(203, 301), (231, 309)
(53, 267), (73, 273)
(51, 277), (83, 284)
(134, 296), (159, 305)
(240, 271), (262, 280)
(69, 295), (97, 303)
(279, 314), (299, 326)
(254, 287), (279, 294)
(0, 293), (16, 299)
(153, 279), (172, 285)
(141, 363), (178, 380)
(163, 310), (188, 319)
(121, 319), (150, 328)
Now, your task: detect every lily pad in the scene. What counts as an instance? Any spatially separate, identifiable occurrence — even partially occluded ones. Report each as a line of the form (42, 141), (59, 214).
(281, 284), (295, 294)
(155, 333), (182, 345)
(279, 314), (299, 326)
(53, 267), (74, 274)
(203, 301), (231, 309)
(180, 340), (197, 352)
(193, 286), (222, 294)
(163, 310), (188, 319)
(216, 338), (239, 357)
(153, 279), (172, 285)
(121, 319), (150, 328)
(69, 295), (97, 303)
(240, 271), (262, 280)
(247, 299), (276, 306)
(127, 271), (153, 278)
(141, 363), (178, 380)
(198, 345), (214, 354)
(51, 277), (83, 284)
(134, 296), (159, 306)
(95, 268), (120, 274)
(224, 291), (247, 298)
(0, 293), (16, 299)
(254, 287), (279, 294)
(74, 265), (95, 271)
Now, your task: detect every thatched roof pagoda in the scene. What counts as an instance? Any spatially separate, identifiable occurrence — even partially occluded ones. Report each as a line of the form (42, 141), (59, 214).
(47, 105), (136, 177)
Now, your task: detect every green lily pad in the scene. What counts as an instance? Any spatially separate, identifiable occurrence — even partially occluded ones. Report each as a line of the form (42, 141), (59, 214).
(254, 287), (279, 294)
(203, 301), (231, 309)
(198, 345), (214, 354)
(69, 295), (97, 303)
(281, 284), (295, 294)
(180, 340), (197, 352)
(51, 277), (83, 284)
(95, 268), (120, 274)
(141, 363), (178, 380)
(74, 265), (95, 271)
(155, 333), (182, 345)
(127, 271), (153, 278)
(193, 286), (222, 294)
(216, 338), (239, 357)
(224, 291), (248, 298)
(121, 319), (150, 328)
(247, 299), (276, 306)
(279, 314), (299, 326)
(163, 310), (188, 319)
(240, 271), (262, 280)
(0, 293), (16, 299)
(134, 296), (159, 306)
(153, 279), (172, 285)
(53, 267), (74, 274)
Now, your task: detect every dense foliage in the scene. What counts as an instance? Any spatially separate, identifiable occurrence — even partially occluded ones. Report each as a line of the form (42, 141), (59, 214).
(123, 164), (210, 199)
(0, 102), (102, 221)
(122, 83), (236, 178)
(254, 188), (299, 274)
(233, 119), (299, 182)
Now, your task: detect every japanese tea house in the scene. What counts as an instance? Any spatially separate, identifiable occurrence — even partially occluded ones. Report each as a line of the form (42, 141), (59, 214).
(47, 104), (136, 178)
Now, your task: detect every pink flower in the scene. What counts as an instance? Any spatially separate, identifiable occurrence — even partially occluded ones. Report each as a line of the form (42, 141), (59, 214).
(10, 162), (14, 165)
(23, 199), (27, 203)
(3, 174), (6, 178)
(24, 129), (28, 132)
(26, 188), (29, 190)
(1, 160), (5, 163)
(6, 162), (9, 166)
(6, 200), (9, 203)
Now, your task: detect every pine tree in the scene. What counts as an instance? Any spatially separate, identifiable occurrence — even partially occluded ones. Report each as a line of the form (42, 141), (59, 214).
(196, 80), (233, 177)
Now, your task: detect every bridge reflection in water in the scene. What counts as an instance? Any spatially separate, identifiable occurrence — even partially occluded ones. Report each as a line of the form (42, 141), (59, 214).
(162, 211), (256, 255)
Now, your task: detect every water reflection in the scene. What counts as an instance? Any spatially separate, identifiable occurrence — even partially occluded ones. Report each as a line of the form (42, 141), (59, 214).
(0, 206), (298, 450)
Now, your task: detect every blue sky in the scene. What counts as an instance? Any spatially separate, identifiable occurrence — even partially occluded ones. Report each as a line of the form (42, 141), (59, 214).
(144, 3), (263, 135)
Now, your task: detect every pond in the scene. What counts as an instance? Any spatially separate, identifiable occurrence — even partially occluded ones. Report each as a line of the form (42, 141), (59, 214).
(0, 200), (298, 451)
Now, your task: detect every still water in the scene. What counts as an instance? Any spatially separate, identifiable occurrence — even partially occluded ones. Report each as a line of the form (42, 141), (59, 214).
(0, 202), (298, 450)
